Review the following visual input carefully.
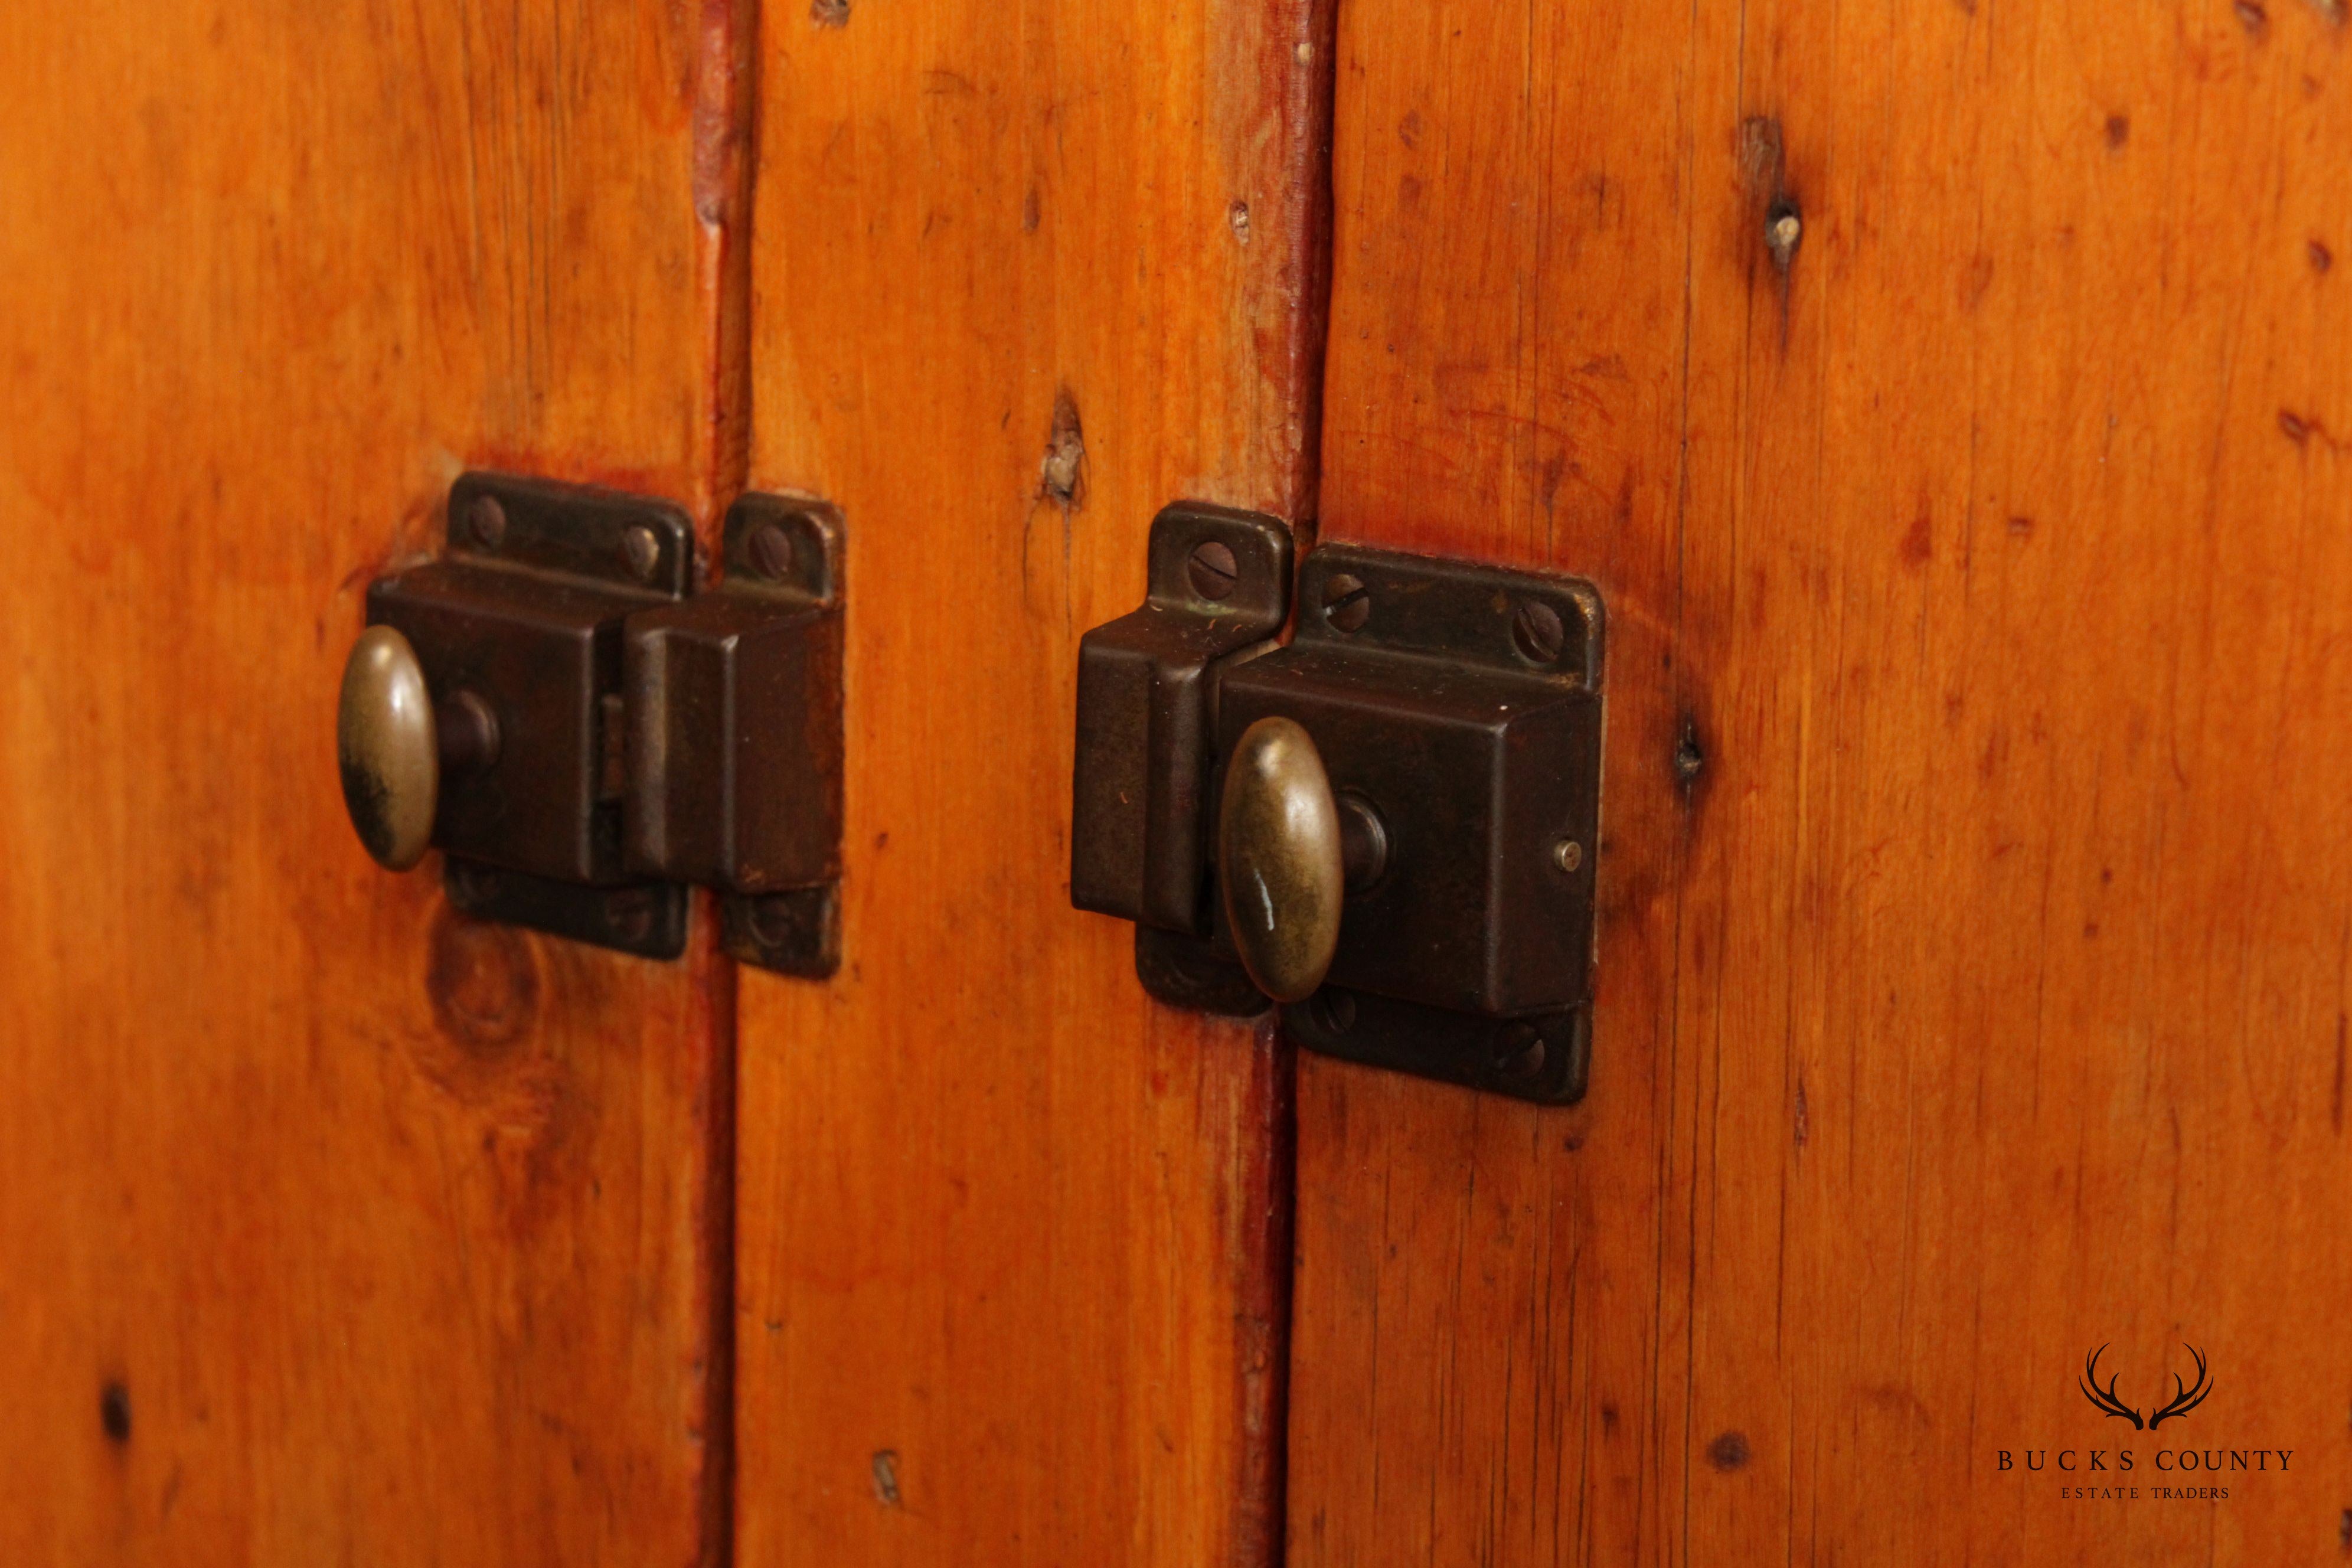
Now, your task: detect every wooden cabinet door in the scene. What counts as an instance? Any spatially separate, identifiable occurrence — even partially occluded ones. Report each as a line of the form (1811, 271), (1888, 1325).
(727, 2), (1328, 1563)
(1289, 2), (2352, 1564)
(15, 4), (2345, 1566)
(0, 4), (743, 1560)
(0, 1), (1329, 1560)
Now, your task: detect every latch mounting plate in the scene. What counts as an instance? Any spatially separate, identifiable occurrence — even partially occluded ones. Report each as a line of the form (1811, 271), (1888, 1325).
(369, 472), (694, 959)
(1231, 544), (1603, 1105)
(1068, 512), (1606, 1106)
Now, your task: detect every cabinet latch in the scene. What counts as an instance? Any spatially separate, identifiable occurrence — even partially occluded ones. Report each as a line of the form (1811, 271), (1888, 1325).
(338, 473), (843, 975)
(1072, 505), (1605, 1103)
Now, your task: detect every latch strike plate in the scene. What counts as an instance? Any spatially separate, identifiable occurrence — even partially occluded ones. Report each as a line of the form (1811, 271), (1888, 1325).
(626, 493), (845, 977)
(1070, 503), (1295, 1013)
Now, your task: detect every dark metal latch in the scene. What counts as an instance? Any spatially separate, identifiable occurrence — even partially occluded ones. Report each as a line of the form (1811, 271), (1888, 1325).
(1071, 505), (1605, 1104)
(338, 473), (844, 975)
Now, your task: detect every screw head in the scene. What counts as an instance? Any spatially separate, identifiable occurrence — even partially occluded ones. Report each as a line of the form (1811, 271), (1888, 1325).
(447, 860), (501, 906)
(1553, 838), (1583, 873)
(605, 887), (655, 942)
(1493, 1021), (1547, 1082)
(1186, 539), (1239, 600)
(745, 520), (795, 583)
(1322, 573), (1370, 632)
(748, 891), (810, 947)
(1513, 599), (1566, 665)
(1308, 989), (1358, 1035)
(465, 494), (507, 551)
(621, 524), (662, 582)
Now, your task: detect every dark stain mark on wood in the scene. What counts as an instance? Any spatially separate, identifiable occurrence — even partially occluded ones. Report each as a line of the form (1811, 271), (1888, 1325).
(1764, 198), (1802, 272)
(810, 0), (850, 25)
(1022, 187), (1040, 233)
(1707, 1430), (1750, 1471)
(1794, 1074), (1810, 1147)
(2233, 1), (2270, 39)
(1600, 1402), (1620, 1433)
(1740, 117), (1798, 265)
(871, 1449), (903, 1507)
(1039, 390), (1087, 508)
(1961, 253), (1996, 312)
(2339, 1505), (2351, 1552)
(2281, 409), (2351, 453)
(427, 909), (539, 1052)
(1674, 717), (1708, 793)
(1739, 117), (1805, 349)
(1900, 507), (1933, 568)
(2312, 240), (2334, 273)
(100, 1381), (131, 1443)
(2104, 113), (2133, 147)
(2007, 515), (2036, 537)
(2333, 1015), (2344, 1133)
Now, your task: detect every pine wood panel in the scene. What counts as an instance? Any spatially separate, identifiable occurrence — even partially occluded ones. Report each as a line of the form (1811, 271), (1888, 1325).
(0, 1), (747, 1561)
(733, 1), (1330, 1562)
(1292, 2), (2352, 1563)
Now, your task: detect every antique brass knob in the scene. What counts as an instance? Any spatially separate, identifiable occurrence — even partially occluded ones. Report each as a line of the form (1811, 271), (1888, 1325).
(1218, 716), (1387, 1003)
(337, 625), (498, 871)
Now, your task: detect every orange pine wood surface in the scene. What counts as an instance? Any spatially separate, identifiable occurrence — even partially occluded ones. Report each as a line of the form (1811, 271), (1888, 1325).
(0, 1), (747, 1561)
(731, 0), (1330, 1562)
(1292, 2), (2352, 1564)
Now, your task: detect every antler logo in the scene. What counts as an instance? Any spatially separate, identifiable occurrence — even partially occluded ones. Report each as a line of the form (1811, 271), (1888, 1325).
(2078, 1344), (2213, 1430)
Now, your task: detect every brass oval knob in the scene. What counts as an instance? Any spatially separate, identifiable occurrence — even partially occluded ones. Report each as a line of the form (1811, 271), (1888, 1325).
(338, 625), (498, 871)
(1219, 716), (1347, 1003)
(339, 626), (438, 870)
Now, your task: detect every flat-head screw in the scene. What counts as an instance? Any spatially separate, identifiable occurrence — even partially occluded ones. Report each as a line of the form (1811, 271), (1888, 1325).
(746, 521), (795, 582)
(1322, 573), (1370, 632)
(465, 494), (507, 551)
(1187, 539), (1239, 601)
(622, 525), (662, 582)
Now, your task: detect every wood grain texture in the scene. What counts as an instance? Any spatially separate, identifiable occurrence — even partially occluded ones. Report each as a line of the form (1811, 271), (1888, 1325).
(1293, 1), (2352, 1563)
(733, 0), (1331, 1562)
(0, 1), (747, 1561)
